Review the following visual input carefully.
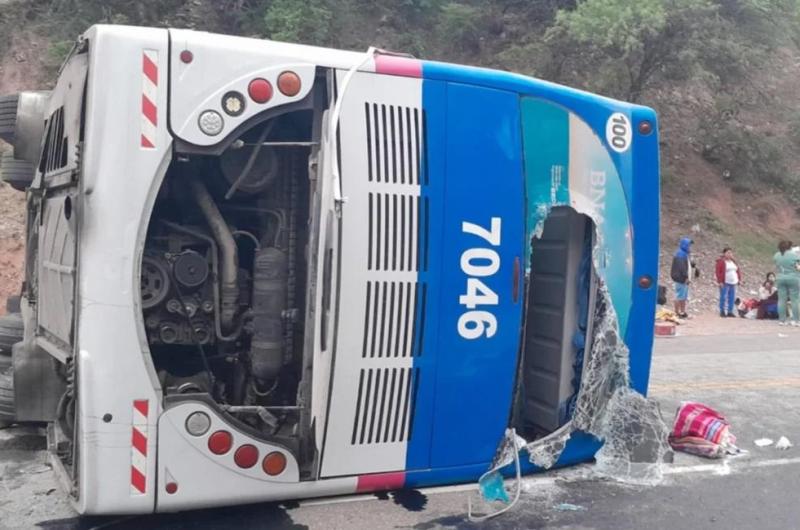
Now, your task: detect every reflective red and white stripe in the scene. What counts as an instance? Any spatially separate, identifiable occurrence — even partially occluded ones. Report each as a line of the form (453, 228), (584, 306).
(131, 399), (149, 495)
(356, 471), (405, 493)
(141, 50), (158, 149)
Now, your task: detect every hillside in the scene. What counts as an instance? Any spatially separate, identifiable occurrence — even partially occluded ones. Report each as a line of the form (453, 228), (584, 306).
(2, 0), (800, 315)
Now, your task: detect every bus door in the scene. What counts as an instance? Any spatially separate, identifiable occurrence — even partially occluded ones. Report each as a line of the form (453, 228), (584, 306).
(423, 81), (526, 470)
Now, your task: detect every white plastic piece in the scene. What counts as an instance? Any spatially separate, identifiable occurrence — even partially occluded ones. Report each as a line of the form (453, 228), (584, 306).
(754, 438), (774, 447)
(775, 436), (793, 450)
(328, 46), (376, 210)
(554, 503), (586, 512)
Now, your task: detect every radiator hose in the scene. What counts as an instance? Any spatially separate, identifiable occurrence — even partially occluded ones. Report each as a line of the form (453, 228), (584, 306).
(187, 178), (239, 330)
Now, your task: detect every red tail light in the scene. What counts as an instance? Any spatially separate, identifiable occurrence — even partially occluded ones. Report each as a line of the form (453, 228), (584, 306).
(208, 430), (233, 455)
(234, 444), (259, 468)
(248, 78), (273, 104)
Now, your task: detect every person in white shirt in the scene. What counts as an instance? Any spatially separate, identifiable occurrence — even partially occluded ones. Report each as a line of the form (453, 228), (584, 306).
(715, 247), (741, 317)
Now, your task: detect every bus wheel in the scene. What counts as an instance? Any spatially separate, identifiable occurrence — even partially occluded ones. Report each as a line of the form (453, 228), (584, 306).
(0, 353), (13, 427)
(0, 94), (19, 144)
(0, 152), (34, 192)
(0, 313), (23, 354)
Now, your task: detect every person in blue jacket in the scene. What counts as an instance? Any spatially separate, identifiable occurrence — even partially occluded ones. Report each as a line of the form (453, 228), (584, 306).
(670, 237), (696, 318)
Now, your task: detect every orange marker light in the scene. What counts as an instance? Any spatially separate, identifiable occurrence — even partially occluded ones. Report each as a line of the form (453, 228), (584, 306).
(277, 71), (302, 97)
(262, 451), (287, 476)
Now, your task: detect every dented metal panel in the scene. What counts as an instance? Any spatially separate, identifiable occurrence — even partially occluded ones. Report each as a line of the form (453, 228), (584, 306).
(37, 193), (78, 348)
(32, 46), (88, 354)
(34, 49), (87, 188)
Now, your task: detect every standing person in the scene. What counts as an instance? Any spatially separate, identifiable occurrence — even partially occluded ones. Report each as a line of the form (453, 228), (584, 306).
(715, 247), (741, 317)
(773, 240), (800, 326)
(670, 237), (693, 318)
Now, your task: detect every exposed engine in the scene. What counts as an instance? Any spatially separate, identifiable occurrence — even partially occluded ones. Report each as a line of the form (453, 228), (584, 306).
(141, 111), (313, 441)
(142, 248), (217, 347)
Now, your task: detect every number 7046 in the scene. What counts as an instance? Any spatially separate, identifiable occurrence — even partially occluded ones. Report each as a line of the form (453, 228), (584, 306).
(457, 217), (501, 340)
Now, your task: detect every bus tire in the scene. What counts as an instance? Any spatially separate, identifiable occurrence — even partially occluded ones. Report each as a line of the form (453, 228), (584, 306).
(5, 295), (20, 314)
(0, 152), (34, 192)
(0, 94), (19, 144)
(0, 353), (13, 426)
(0, 313), (24, 354)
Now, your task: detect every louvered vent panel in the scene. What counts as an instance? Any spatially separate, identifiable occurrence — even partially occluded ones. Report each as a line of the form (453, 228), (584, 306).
(350, 367), (420, 445)
(367, 193), (429, 272)
(40, 106), (69, 174)
(365, 103), (426, 185)
(361, 281), (428, 358)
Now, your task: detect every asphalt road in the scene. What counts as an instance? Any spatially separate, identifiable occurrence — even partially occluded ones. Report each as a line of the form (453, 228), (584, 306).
(2, 331), (799, 529)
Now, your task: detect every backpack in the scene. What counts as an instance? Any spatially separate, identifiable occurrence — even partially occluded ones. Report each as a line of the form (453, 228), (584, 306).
(657, 285), (667, 305)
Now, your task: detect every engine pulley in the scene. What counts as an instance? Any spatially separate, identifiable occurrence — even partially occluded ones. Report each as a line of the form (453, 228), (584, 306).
(141, 256), (171, 309)
(173, 250), (210, 289)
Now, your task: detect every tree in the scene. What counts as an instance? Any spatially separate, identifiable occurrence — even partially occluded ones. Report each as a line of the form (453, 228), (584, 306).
(262, 0), (335, 46)
(548, 0), (716, 101)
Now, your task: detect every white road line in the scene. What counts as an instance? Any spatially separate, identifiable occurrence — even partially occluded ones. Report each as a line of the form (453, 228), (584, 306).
(665, 456), (800, 476)
(297, 457), (800, 508)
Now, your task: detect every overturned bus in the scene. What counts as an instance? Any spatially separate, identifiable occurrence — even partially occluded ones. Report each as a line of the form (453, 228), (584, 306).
(0, 25), (660, 514)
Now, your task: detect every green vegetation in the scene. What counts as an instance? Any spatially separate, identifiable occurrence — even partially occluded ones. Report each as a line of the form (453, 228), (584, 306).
(2, 0), (800, 198)
(700, 118), (788, 191)
(730, 231), (782, 262)
(263, 0), (335, 46)
(547, 0), (715, 101)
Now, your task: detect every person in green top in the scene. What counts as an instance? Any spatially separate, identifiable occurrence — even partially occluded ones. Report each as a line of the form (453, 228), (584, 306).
(773, 240), (800, 326)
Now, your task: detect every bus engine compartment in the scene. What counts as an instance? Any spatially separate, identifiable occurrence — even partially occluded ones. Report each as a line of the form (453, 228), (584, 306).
(141, 110), (313, 453)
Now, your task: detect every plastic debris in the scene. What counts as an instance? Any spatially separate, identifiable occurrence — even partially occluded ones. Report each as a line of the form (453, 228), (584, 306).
(754, 438), (774, 447)
(468, 429), (524, 522)
(669, 402), (739, 458)
(478, 471), (509, 503)
(656, 308), (682, 324)
(775, 436), (793, 450)
(554, 503), (586, 512)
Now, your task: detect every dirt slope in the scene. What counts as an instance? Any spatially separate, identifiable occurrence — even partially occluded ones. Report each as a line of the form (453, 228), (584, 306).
(0, 29), (47, 315)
